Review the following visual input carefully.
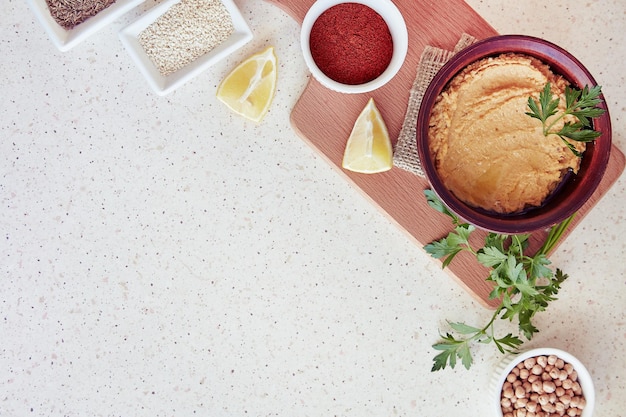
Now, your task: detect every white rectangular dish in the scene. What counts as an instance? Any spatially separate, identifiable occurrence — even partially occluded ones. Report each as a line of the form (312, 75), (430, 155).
(119, 0), (253, 96)
(26, 0), (146, 52)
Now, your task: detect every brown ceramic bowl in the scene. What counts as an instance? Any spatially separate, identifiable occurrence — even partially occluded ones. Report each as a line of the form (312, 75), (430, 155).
(416, 35), (612, 234)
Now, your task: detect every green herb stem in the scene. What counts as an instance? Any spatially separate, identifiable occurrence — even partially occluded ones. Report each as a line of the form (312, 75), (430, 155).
(537, 214), (576, 256)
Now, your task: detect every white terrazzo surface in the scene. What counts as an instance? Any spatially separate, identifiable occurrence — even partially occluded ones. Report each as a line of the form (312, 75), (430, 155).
(1, 0), (625, 416)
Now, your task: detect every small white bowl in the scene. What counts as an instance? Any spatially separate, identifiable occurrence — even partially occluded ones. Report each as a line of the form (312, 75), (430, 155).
(491, 348), (595, 417)
(26, 0), (146, 52)
(119, 0), (253, 96)
(300, 0), (408, 94)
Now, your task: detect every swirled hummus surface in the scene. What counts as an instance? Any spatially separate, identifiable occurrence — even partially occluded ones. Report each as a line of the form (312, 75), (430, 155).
(428, 53), (585, 214)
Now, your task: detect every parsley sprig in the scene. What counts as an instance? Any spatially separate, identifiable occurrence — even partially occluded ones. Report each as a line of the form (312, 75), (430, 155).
(526, 83), (606, 157)
(424, 190), (572, 372)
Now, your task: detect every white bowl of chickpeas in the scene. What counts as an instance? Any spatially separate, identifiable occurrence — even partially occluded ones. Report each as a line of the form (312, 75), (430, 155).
(491, 348), (594, 417)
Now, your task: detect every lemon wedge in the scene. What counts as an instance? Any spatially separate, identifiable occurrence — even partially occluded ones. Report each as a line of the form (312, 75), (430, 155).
(341, 98), (393, 174)
(217, 46), (278, 123)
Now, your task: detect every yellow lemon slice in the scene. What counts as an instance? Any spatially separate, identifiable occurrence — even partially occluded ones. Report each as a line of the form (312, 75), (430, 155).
(342, 98), (393, 174)
(216, 46), (277, 123)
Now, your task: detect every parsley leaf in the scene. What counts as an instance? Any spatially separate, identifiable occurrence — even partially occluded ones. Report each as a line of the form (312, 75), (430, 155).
(526, 83), (606, 156)
(476, 246), (508, 267)
(526, 83), (559, 124)
(424, 224), (475, 268)
(424, 189), (461, 225)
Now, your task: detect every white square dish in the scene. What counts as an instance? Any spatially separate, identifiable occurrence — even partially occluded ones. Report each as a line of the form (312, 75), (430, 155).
(118, 0), (253, 96)
(26, 0), (146, 52)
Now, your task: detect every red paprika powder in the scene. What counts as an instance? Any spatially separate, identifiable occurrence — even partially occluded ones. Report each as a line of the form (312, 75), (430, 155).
(309, 3), (393, 85)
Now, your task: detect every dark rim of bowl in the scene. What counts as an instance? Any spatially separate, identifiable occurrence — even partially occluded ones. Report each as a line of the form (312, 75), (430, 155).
(416, 34), (612, 234)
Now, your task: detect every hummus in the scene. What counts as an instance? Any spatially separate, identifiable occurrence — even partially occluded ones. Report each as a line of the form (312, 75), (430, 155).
(428, 53), (585, 214)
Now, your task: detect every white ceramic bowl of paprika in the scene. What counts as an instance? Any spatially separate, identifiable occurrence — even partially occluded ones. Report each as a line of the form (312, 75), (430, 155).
(300, 0), (408, 94)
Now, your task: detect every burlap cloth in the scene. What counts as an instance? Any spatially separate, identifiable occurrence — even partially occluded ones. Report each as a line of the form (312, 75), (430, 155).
(393, 34), (476, 177)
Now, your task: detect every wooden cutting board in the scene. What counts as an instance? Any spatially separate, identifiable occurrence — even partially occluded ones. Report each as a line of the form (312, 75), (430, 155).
(265, 0), (626, 308)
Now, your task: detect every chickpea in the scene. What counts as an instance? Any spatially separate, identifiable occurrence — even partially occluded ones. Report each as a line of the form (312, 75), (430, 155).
(541, 402), (556, 413)
(523, 381), (532, 393)
(531, 365), (543, 375)
(549, 368), (561, 380)
(515, 386), (526, 399)
(562, 378), (573, 390)
(548, 355), (558, 366)
(524, 357), (537, 369)
(537, 356), (548, 367)
(575, 383), (585, 397)
(520, 368), (530, 380)
(575, 396), (586, 409)
(543, 381), (556, 394)
(515, 398), (529, 409)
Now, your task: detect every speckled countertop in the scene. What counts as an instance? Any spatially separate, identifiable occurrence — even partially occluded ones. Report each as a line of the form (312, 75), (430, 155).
(1, 0), (624, 416)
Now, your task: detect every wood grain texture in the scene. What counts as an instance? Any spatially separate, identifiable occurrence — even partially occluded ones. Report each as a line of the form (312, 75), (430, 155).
(265, 0), (626, 308)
